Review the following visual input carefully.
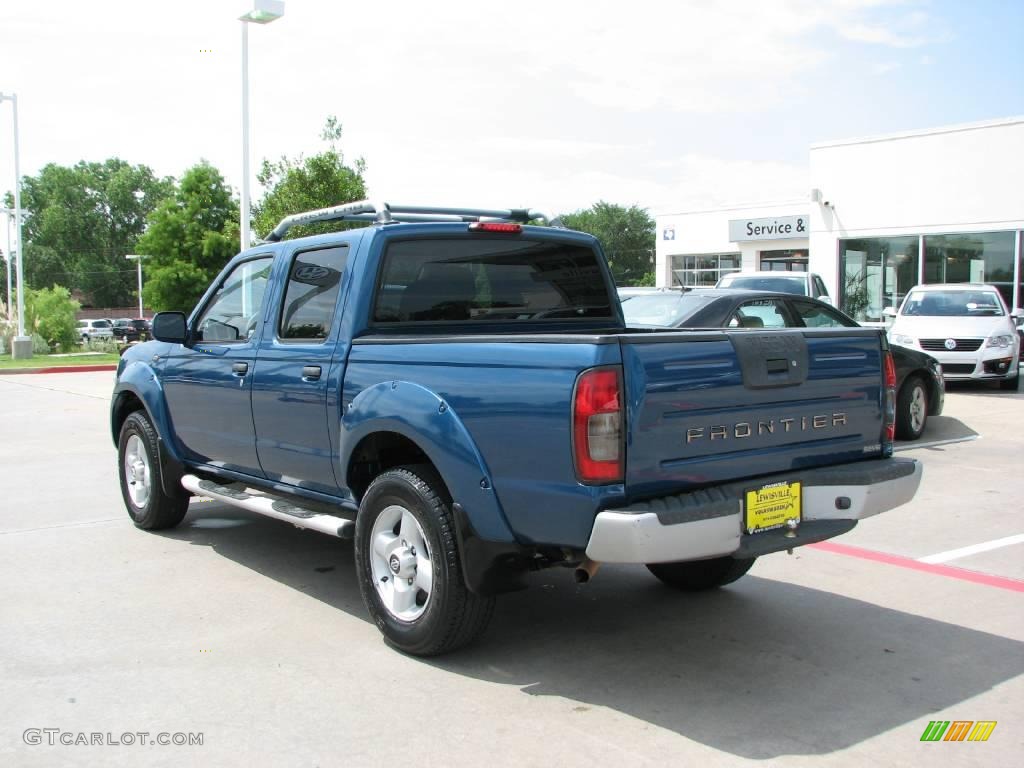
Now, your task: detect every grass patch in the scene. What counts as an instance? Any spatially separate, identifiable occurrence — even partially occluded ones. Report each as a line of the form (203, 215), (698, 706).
(0, 353), (121, 370)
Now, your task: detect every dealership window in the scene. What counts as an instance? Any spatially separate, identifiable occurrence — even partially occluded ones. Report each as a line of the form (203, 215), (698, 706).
(838, 237), (919, 322)
(670, 253), (740, 287)
(758, 249), (808, 272)
(923, 231), (1016, 309)
(1018, 230), (1023, 309)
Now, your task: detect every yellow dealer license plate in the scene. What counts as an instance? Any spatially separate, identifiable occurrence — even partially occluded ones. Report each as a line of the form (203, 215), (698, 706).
(744, 481), (802, 534)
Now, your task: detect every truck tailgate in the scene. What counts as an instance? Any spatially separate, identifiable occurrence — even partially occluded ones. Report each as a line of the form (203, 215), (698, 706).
(621, 328), (886, 499)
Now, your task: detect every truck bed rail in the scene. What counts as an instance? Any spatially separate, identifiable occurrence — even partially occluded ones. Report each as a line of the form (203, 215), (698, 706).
(265, 200), (561, 242)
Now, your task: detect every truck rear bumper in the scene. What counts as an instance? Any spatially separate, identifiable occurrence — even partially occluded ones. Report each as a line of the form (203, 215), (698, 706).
(585, 458), (921, 564)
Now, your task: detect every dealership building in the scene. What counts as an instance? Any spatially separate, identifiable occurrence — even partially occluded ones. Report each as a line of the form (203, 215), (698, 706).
(654, 116), (1024, 322)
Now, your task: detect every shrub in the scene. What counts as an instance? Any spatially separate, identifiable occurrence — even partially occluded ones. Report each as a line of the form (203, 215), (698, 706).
(0, 301), (14, 353)
(84, 337), (122, 354)
(31, 333), (50, 355)
(25, 286), (80, 352)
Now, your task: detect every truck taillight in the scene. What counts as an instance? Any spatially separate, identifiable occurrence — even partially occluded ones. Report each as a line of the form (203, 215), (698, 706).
(883, 351), (897, 447)
(572, 366), (623, 484)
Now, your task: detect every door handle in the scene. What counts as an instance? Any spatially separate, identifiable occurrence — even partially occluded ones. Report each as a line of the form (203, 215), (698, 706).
(302, 365), (322, 381)
(232, 362), (249, 376)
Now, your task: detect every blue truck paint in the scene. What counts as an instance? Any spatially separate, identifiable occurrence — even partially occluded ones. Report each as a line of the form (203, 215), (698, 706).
(620, 332), (886, 498)
(112, 215), (918, 599)
(340, 378), (516, 543)
(341, 340), (625, 547)
(113, 353), (174, 456)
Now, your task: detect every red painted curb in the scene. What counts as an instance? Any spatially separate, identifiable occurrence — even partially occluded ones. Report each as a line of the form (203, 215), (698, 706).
(810, 540), (1024, 593)
(0, 364), (118, 375)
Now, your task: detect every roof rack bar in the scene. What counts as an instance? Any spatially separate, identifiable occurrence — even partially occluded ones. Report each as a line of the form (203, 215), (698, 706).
(265, 200), (560, 242)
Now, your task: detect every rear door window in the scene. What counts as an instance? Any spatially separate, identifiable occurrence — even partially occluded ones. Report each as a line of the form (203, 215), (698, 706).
(373, 238), (614, 324)
(791, 300), (857, 328)
(790, 300), (858, 328)
(728, 299), (789, 329)
(278, 245), (349, 341)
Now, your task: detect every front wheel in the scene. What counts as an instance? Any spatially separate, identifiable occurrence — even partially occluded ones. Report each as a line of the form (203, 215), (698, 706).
(998, 375), (1019, 391)
(895, 376), (928, 440)
(647, 556), (756, 591)
(354, 465), (495, 656)
(118, 411), (189, 530)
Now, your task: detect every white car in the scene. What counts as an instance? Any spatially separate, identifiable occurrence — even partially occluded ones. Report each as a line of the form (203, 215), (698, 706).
(77, 319), (114, 343)
(715, 271), (832, 304)
(885, 284), (1020, 390)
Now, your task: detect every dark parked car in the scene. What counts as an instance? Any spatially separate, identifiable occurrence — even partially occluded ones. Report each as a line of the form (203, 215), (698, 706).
(621, 288), (945, 440)
(112, 318), (151, 343)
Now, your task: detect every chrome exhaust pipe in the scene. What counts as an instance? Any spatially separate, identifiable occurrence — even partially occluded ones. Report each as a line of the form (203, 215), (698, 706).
(574, 558), (600, 584)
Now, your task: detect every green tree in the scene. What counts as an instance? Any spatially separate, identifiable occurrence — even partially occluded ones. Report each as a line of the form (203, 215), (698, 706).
(25, 285), (80, 352)
(0, 255), (7, 309)
(252, 116), (368, 240)
(8, 159), (174, 306)
(560, 201), (655, 286)
(138, 162), (239, 312)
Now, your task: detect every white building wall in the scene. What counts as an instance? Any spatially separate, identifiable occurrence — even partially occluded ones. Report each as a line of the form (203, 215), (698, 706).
(655, 201), (807, 287)
(809, 117), (1024, 299)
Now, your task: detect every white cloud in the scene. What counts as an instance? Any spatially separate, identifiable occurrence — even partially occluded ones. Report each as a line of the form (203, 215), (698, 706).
(871, 61), (902, 75)
(841, 23), (927, 48)
(0, 0), (944, 219)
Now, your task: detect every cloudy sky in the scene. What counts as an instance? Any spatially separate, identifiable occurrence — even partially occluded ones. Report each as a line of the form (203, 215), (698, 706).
(1, 0), (1022, 218)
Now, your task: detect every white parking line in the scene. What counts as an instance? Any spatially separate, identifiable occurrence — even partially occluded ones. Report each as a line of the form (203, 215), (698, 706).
(918, 533), (1024, 564)
(894, 434), (980, 452)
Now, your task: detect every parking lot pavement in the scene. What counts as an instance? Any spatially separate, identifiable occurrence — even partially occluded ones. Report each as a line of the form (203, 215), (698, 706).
(1, 372), (1022, 768)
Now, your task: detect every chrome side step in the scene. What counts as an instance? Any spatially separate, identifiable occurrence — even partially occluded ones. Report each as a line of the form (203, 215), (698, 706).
(181, 474), (354, 539)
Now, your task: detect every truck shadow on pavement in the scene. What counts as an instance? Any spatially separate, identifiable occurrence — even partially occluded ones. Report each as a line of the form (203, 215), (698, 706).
(167, 501), (1024, 760)
(896, 414), (978, 450)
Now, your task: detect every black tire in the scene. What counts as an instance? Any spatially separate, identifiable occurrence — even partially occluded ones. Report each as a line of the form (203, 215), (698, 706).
(998, 375), (1019, 391)
(647, 556), (756, 591)
(354, 465), (495, 656)
(895, 375), (928, 440)
(117, 410), (189, 530)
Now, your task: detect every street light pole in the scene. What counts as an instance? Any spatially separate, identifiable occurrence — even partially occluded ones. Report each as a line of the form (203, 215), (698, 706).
(240, 20), (250, 254)
(0, 92), (29, 358)
(239, 1), (285, 254)
(125, 255), (144, 318)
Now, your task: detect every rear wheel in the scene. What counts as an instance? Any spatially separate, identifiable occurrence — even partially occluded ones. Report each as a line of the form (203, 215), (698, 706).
(118, 411), (189, 530)
(895, 376), (928, 440)
(647, 556), (756, 591)
(354, 465), (495, 656)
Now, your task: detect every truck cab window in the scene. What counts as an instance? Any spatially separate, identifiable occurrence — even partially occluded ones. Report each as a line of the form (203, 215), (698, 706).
(373, 239), (613, 324)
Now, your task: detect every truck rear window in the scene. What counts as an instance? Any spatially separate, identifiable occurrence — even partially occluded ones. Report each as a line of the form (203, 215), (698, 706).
(373, 238), (614, 324)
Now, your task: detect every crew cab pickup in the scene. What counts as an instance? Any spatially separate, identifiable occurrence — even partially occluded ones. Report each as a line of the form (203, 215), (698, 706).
(110, 201), (922, 656)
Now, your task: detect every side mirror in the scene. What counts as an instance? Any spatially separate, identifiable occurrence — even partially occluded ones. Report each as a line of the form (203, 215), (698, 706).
(882, 307), (898, 318)
(1010, 308), (1022, 320)
(151, 312), (189, 344)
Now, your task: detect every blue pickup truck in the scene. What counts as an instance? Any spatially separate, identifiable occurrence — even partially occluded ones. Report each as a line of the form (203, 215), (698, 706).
(111, 201), (922, 656)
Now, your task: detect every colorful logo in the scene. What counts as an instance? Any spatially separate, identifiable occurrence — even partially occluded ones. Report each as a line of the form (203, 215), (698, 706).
(920, 720), (997, 742)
